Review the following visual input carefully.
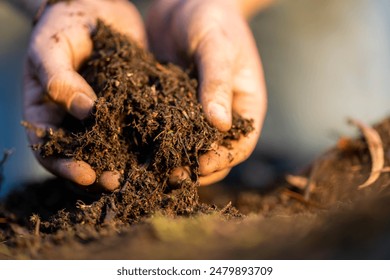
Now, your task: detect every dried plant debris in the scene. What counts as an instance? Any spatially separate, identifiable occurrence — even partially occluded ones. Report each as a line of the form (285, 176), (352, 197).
(348, 118), (384, 189)
(285, 175), (308, 190)
(16, 21), (252, 240)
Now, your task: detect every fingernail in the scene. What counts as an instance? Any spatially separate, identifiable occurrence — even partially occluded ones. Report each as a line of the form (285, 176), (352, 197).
(70, 92), (95, 120)
(208, 103), (231, 131)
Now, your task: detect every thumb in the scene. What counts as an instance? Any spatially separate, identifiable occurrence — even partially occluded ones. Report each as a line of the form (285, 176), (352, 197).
(29, 5), (96, 120)
(45, 70), (96, 120)
(194, 30), (235, 132)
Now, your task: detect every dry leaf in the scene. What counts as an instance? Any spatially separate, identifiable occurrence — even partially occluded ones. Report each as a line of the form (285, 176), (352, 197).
(348, 118), (384, 189)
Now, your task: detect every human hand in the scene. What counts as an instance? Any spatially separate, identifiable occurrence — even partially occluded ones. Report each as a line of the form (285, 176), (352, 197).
(147, 0), (267, 186)
(23, 0), (146, 190)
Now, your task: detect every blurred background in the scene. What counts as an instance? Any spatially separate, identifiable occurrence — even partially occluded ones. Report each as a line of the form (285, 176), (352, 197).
(0, 1), (48, 197)
(1, 0), (390, 196)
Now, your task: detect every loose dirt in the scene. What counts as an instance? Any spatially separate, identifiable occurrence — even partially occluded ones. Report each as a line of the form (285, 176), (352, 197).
(1, 21), (252, 256)
(1, 22), (390, 260)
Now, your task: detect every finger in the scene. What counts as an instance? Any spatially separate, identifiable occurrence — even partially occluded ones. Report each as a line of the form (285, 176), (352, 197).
(23, 64), (96, 187)
(146, 0), (182, 64)
(25, 117), (97, 187)
(194, 26), (235, 132)
(232, 24), (267, 132)
(29, 3), (96, 120)
(199, 26), (267, 176)
(168, 166), (191, 186)
(199, 130), (259, 176)
(199, 70), (266, 175)
(24, 109), (97, 187)
(41, 157), (96, 186)
(98, 0), (147, 48)
(23, 61), (65, 126)
(97, 171), (121, 191)
(199, 168), (231, 186)
(168, 165), (230, 186)
(198, 102), (264, 177)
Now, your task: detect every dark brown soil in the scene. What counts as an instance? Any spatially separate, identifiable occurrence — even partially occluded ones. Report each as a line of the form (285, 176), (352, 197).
(36, 20), (253, 224)
(0, 21), (253, 255)
(2, 114), (390, 258)
(1, 21), (390, 260)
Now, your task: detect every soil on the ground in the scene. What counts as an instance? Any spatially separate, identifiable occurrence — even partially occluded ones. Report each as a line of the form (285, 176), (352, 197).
(1, 21), (390, 260)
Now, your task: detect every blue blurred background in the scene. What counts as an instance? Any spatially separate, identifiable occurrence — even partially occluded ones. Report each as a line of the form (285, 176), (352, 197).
(1, 0), (390, 196)
(0, 1), (51, 197)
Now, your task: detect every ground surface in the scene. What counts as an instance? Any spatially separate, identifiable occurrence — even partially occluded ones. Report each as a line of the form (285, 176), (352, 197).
(1, 22), (390, 260)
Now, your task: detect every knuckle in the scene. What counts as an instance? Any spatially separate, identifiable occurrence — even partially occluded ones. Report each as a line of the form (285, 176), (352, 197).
(46, 72), (74, 106)
(202, 79), (231, 101)
(46, 73), (63, 101)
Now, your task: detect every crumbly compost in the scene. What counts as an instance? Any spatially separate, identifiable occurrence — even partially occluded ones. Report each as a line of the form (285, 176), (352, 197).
(39, 21), (253, 181)
(18, 21), (252, 238)
(1, 19), (390, 260)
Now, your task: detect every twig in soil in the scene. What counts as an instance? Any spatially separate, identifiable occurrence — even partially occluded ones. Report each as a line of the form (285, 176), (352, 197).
(286, 162), (321, 201)
(303, 161), (320, 200)
(220, 202), (233, 214)
(285, 172), (316, 201)
(30, 215), (41, 237)
(285, 175), (308, 190)
(281, 189), (324, 209)
(21, 121), (46, 138)
(348, 118), (384, 189)
(288, 148), (339, 201)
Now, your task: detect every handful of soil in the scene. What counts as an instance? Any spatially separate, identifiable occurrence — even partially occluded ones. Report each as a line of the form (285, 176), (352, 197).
(26, 21), (252, 233)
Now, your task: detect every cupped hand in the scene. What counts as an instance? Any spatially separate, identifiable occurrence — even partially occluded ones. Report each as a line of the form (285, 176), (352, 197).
(24, 0), (146, 191)
(147, 0), (267, 186)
